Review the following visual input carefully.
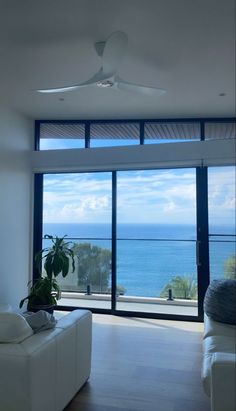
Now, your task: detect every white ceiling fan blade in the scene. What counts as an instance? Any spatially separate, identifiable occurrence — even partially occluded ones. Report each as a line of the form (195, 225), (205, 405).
(36, 69), (112, 93)
(116, 78), (166, 96)
(102, 31), (128, 76)
(37, 85), (81, 94)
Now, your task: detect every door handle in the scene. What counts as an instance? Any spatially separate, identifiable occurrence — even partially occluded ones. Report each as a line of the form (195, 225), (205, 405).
(196, 240), (201, 266)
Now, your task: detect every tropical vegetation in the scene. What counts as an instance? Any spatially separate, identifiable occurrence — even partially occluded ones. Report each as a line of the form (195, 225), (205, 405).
(224, 255), (236, 280)
(72, 242), (111, 293)
(20, 235), (75, 311)
(160, 275), (198, 300)
(58, 242), (126, 295)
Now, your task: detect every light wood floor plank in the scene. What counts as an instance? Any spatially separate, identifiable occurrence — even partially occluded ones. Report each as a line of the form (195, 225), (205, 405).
(65, 314), (210, 411)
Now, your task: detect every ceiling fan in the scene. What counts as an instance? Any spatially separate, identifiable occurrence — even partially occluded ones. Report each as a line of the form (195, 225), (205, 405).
(37, 31), (166, 96)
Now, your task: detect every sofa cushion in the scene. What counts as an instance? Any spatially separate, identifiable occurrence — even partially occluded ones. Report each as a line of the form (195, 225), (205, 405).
(202, 352), (236, 398)
(204, 279), (236, 325)
(204, 313), (236, 339)
(0, 312), (33, 343)
(23, 310), (57, 333)
(203, 335), (236, 355)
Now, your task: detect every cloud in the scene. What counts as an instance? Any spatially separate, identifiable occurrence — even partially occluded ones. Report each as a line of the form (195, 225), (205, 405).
(42, 167), (235, 226)
(44, 194), (111, 223)
(207, 167), (235, 228)
(117, 170), (196, 223)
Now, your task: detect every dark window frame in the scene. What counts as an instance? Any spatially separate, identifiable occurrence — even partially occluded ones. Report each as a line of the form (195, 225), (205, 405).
(33, 167), (206, 322)
(34, 117), (236, 322)
(35, 117), (236, 150)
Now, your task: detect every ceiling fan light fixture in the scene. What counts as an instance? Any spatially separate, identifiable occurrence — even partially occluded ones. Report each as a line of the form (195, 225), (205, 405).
(96, 80), (114, 88)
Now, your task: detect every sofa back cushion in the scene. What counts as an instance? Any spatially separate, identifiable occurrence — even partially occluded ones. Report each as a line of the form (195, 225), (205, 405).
(204, 279), (236, 325)
(0, 312), (33, 343)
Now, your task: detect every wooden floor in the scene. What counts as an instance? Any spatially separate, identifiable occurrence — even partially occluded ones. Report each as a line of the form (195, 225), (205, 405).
(65, 314), (210, 411)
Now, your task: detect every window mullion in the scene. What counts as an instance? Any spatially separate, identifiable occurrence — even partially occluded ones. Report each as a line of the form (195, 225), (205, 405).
(111, 171), (117, 312)
(196, 166), (210, 320)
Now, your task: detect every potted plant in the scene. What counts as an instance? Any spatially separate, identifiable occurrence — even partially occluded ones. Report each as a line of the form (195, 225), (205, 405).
(19, 234), (75, 313)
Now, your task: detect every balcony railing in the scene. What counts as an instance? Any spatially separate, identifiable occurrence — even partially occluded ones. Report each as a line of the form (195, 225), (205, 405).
(43, 234), (235, 316)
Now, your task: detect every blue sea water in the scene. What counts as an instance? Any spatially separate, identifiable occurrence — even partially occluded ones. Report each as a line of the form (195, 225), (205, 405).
(43, 223), (235, 297)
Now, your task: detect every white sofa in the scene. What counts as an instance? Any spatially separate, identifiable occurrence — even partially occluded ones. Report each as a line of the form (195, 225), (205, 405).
(0, 309), (92, 411)
(202, 314), (236, 411)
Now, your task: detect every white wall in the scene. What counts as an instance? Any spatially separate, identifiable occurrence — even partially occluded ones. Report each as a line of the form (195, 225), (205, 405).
(0, 107), (33, 308)
(32, 138), (236, 172)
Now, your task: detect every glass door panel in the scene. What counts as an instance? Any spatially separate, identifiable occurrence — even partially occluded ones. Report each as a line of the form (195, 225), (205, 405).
(42, 172), (112, 309)
(208, 166), (236, 281)
(116, 169), (198, 316)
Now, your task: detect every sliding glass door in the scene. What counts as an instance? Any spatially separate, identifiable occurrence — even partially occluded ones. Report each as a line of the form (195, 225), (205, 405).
(116, 169), (198, 316)
(39, 168), (199, 317)
(36, 165), (235, 319)
(208, 166), (236, 282)
(42, 172), (112, 310)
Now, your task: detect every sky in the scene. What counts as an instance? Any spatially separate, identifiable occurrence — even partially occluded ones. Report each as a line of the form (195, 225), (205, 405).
(43, 166), (235, 228)
(40, 138), (137, 150)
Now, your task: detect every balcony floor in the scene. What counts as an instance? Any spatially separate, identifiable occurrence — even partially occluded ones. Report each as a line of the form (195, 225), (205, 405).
(59, 294), (198, 316)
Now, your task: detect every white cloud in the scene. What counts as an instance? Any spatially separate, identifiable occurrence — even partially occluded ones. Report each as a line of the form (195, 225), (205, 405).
(42, 167), (235, 226)
(116, 170), (196, 223)
(163, 201), (177, 212)
(43, 173), (112, 223)
(207, 167), (235, 227)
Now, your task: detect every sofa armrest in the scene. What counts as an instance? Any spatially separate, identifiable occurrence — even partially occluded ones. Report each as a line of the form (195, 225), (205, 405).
(211, 352), (236, 411)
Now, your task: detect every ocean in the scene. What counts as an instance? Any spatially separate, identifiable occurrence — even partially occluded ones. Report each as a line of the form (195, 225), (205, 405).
(43, 223), (235, 297)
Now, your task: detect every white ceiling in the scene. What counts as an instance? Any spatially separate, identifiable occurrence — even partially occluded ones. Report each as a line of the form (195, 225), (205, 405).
(0, 0), (235, 119)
